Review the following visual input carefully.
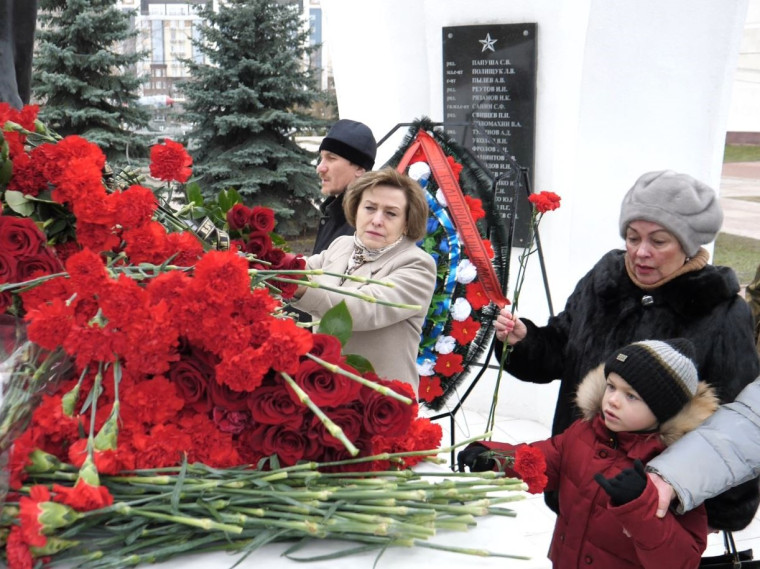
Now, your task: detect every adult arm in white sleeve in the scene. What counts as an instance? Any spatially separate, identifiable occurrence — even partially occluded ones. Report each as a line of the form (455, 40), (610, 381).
(647, 375), (760, 513)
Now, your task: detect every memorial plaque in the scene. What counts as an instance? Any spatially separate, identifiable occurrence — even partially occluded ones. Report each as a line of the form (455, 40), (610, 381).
(442, 24), (537, 246)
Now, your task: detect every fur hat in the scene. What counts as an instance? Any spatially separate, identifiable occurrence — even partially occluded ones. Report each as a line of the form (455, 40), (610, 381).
(618, 170), (723, 257)
(319, 119), (377, 171)
(604, 338), (699, 423)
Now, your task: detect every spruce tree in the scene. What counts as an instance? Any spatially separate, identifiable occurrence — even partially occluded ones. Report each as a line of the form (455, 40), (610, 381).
(34, 0), (150, 162)
(180, 0), (323, 235)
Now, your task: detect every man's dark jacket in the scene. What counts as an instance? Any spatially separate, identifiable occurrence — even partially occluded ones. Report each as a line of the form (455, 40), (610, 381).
(312, 194), (354, 255)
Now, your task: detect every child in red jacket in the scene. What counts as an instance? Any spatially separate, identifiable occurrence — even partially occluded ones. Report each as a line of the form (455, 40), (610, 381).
(459, 338), (718, 569)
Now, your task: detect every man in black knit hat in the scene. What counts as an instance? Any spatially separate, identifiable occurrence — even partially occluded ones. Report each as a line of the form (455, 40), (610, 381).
(311, 119), (377, 254)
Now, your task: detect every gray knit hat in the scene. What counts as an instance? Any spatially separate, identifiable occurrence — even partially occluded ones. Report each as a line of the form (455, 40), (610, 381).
(618, 170), (723, 257)
(604, 338), (699, 423)
(319, 119), (377, 171)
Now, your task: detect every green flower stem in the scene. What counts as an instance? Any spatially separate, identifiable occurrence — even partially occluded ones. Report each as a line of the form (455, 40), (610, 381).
(119, 505), (244, 534)
(273, 275), (421, 311)
(414, 540), (532, 560)
(280, 371), (359, 456)
(251, 268), (395, 287)
(307, 353), (413, 404)
(0, 271), (67, 292)
(486, 211), (541, 437)
(7, 442), (536, 566)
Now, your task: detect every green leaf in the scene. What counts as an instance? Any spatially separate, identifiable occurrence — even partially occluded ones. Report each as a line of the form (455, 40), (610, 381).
(317, 301), (353, 346)
(186, 182), (204, 206)
(4, 190), (35, 216)
(344, 353), (375, 374)
(216, 188), (243, 213)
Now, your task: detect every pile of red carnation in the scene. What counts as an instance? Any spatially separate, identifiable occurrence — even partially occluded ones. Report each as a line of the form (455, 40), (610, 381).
(10, 245), (440, 488)
(3, 121), (442, 497)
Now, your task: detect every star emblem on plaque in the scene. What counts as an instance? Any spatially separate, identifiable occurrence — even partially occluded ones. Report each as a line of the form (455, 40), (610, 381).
(478, 32), (498, 52)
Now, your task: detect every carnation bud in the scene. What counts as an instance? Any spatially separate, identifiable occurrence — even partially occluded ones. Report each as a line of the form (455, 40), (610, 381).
(93, 402), (120, 451)
(31, 536), (80, 555)
(76, 454), (102, 488)
(61, 384), (80, 417)
(38, 501), (80, 531)
(2, 120), (23, 132)
(34, 119), (50, 136)
(26, 450), (63, 474)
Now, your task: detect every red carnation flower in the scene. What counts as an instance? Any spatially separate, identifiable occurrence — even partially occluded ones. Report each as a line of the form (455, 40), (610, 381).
(514, 445), (548, 494)
(19, 485), (51, 547)
(6, 526), (34, 569)
(117, 185), (158, 230)
(528, 191), (561, 214)
(150, 139), (192, 183)
(165, 231), (204, 267)
(65, 249), (109, 298)
(53, 479), (114, 511)
(264, 318), (314, 375)
(8, 151), (47, 196)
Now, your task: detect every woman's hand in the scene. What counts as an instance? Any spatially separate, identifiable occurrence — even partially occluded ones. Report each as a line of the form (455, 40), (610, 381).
(294, 283), (308, 299)
(494, 307), (527, 344)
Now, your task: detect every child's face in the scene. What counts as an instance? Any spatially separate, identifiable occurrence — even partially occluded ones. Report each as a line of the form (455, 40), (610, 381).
(602, 372), (658, 432)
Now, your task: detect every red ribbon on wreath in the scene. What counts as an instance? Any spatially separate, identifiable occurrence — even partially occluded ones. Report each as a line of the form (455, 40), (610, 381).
(396, 130), (509, 309)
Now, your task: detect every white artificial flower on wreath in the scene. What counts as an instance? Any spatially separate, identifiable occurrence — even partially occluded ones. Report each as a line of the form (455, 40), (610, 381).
(455, 259), (477, 284)
(408, 161), (431, 183)
(436, 188), (447, 207)
(417, 358), (436, 376)
(434, 335), (456, 354)
(451, 297), (472, 321)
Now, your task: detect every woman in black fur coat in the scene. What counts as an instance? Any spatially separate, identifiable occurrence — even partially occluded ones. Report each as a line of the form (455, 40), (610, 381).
(493, 170), (760, 531)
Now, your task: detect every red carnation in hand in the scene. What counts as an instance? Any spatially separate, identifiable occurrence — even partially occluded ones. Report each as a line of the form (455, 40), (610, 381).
(514, 445), (548, 494)
(150, 139), (192, 183)
(528, 191), (561, 214)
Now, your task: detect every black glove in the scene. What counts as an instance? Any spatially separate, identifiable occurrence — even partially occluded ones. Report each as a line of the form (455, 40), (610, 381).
(594, 459), (648, 506)
(457, 444), (495, 472)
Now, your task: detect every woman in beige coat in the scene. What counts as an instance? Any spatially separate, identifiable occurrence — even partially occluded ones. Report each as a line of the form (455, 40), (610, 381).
(292, 168), (436, 395)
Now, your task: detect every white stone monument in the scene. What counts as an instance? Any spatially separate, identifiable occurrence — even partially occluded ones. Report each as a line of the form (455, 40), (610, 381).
(321, 0), (749, 428)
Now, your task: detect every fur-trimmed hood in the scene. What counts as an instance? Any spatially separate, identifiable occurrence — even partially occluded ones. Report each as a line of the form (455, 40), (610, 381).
(575, 364), (719, 447)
